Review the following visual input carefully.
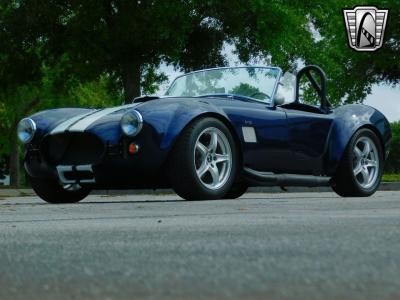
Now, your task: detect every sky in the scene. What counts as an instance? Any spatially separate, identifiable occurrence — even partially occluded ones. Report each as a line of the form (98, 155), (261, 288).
(365, 85), (400, 122)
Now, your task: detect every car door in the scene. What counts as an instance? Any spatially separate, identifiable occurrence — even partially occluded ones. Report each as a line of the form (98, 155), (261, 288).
(225, 101), (293, 173)
(276, 65), (335, 175)
(283, 108), (334, 174)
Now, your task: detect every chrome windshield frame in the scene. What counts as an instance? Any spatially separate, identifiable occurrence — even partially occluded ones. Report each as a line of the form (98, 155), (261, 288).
(165, 66), (282, 106)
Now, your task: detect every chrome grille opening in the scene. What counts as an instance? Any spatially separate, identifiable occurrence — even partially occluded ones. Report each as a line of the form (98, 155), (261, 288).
(42, 133), (105, 165)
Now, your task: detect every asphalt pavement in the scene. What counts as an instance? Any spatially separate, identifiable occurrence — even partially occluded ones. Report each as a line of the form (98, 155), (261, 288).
(1, 191), (400, 300)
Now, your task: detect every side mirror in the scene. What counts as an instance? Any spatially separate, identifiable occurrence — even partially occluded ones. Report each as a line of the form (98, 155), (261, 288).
(273, 93), (285, 106)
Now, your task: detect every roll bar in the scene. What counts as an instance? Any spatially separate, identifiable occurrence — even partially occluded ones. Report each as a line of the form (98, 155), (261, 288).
(295, 65), (330, 111)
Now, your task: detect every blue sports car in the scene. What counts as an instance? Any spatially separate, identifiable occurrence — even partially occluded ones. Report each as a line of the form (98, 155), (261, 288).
(17, 65), (391, 203)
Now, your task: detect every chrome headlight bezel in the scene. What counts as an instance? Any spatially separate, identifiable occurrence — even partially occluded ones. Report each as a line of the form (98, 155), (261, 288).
(17, 118), (37, 144)
(120, 110), (143, 137)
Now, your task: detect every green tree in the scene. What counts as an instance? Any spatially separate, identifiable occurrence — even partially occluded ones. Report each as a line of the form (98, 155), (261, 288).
(11, 0), (228, 103)
(230, 83), (261, 98)
(0, 1), (44, 186)
(3, 0), (327, 102)
(0, 63), (120, 186)
(0, 2), (122, 185)
(239, 0), (400, 105)
(303, 0), (400, 104)
(385, 122), (400, 173)
(1, 0), (228, 185)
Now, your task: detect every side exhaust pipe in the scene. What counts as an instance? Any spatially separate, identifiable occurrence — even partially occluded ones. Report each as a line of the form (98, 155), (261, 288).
(244, 168), (331, 187)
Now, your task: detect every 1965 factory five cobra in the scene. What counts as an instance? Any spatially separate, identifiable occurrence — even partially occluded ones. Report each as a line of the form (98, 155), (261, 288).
(18, 65), (391, 203)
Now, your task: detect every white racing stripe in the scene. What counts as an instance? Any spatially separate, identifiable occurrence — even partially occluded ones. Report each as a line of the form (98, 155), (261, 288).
(51, 110), (99, 135)
(68, 103), (139, 132)
(50, 103), (139, 135)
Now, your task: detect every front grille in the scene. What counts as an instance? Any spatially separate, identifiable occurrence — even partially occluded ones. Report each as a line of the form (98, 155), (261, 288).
(42, 133), (105, 165)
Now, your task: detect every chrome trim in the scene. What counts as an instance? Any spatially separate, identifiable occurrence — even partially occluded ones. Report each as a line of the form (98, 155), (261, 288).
(244, 168), (331, 187)
(56, 165), (74, 184)
(56, 164), (96, 184)
(76, 165), (96, 183)
(17, 118), (37, 144)
(120, 110), (143, 137)
(270, 70), (283, 108)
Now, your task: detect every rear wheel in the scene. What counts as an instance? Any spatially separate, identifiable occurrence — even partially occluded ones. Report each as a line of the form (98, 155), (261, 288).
(29, 176), (91, 203)
(332, 128), (383, 197)
(168, 117), (238, 200)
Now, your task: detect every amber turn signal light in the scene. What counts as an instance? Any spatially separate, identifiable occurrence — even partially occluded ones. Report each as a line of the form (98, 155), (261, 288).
(128, 143), (139, 154)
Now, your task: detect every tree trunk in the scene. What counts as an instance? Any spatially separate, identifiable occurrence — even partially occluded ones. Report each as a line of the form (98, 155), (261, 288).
(122, 62), (141, 104)
(9, 132), (20, 188)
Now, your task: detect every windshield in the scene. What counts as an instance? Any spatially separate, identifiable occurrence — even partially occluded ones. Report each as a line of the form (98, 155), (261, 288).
(165, 67), (281, 102)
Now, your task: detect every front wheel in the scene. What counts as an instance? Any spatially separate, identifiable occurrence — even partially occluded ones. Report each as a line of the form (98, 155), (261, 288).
(223, 182), (248, 199)
(29, 176), (91, 203)
(332, 128), (383, 197)
(168, 117), (238, 200)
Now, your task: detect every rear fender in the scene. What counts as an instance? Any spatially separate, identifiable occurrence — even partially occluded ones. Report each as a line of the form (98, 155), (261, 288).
(325, 104), (391, 175)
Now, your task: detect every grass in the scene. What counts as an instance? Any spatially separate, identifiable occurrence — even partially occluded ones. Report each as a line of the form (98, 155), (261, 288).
(382, 174), (400, 182)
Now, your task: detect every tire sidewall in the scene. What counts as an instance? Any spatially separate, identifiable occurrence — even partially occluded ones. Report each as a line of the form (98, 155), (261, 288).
(223, 181), (248, 199)
(29, 175), (90, 203)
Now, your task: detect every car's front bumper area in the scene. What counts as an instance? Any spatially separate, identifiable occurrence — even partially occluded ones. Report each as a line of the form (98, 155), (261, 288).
(24, 131), (170, 189)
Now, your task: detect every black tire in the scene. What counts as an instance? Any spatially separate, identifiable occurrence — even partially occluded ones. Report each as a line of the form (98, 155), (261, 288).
(332, 128), (383, 197)
(29, 176), (91, 203)
(223, 182), (248, 199)
(167, 117), (238, 200)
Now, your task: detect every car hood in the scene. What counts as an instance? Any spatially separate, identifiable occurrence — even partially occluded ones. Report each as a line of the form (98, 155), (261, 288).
(28, 96), (231, 145)
(29, 104), (143, 141)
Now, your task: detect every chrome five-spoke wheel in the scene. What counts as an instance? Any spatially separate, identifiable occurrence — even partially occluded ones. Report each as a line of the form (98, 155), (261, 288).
(352, 136), (379, 189)
(333, 128), (383, 197)
(194, 127), (232, 190)
(167, 117), (237, 200)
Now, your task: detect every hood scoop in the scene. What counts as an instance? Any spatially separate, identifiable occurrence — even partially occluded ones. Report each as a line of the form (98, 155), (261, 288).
(133, 95), (160, 103)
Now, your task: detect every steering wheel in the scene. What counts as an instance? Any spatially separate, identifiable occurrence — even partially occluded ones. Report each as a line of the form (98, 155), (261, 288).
(249, 92), (271, 100)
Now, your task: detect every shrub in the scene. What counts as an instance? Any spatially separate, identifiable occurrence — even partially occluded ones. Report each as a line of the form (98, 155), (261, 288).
(385, 122), (400, 174)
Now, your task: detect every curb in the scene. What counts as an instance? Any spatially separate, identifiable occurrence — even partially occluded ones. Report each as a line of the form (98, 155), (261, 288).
(1, 182), (400, 198)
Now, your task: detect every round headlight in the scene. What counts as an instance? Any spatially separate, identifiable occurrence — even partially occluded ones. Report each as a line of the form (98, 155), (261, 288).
(17, 118), (37, 144)
(120, 110), (143, 137)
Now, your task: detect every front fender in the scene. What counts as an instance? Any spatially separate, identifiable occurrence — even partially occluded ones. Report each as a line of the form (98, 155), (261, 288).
(326, 104), (391, 175)
(138, 99), (228, 151)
